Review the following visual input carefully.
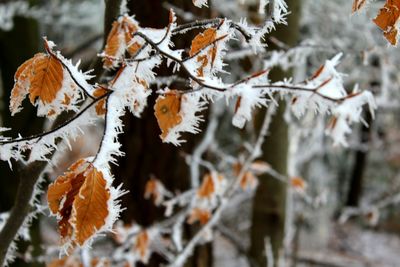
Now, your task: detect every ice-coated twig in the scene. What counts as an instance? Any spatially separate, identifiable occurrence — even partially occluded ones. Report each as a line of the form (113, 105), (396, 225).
(168, 102), (277, 267)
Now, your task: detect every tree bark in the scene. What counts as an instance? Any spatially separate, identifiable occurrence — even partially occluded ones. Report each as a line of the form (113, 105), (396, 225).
(346, 109), (373, 206)
(250, 1), (301, 266)
(0, 16), (42, 212)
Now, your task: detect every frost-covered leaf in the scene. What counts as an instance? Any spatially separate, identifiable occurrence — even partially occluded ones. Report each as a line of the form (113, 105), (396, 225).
(197, 172), (224, 199)
(373, 0), (400, 45)
(134, 231), (150, 263)
(192, 0), (208, 8)
(190, 28), (218, 77)
(187, 208), (211, 225)
(102, 15), (142, 69)
(352, 0), (367, 13)
(156, 89), (205, 145)
(154, 90), (183, 140)
(325, 91), (376, 146)
(290, 176), (307, 193)
(144, 177), (172, 206)
(240, 171), (258, 191)
(10, 52), (63, 114)
(93, 87), (108, 116)
(28, 53), (63, 104)
(9, 40), (86, 118)
(47, 255), (110, 267)
(47, 159), (110, 247)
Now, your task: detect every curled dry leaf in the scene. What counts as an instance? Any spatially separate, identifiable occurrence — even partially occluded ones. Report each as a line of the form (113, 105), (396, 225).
(144, 177), (165, 206)
(240, 171), (258, 191)
(197, 172), (224, 198)
(352, 0), (367, 13)
(290, 176), (307, 192)
(47, 159), (110, 246)
(190, 28), (218, 77)
(103, 16), (141, 69)
(154, 91), (182, 140)
(250, 160), (271, 175)
(373, 0), (400, 45)
(10, 52), (64, 115)
(93, 87), (109, 116)
(47, 256), (110, 267)
(197, 173), (215, 198)
(187, 208), (211, 225)
(135, 231), (150, 263)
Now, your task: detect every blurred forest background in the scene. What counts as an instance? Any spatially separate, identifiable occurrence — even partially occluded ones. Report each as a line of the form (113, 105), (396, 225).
(0, 0), (400, 267)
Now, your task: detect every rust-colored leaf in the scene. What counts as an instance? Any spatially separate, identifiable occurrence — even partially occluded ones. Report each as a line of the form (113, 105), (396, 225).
(352, 0), (367, 13)
(373, 0), (400, 45)
(190, 28), (217, 56)
(9, 55), (37, 114)
(72, 166), (110, 245)
(103, 17), (142, 68)
(187, 208), (211, 225)
(135, 231), (150, 262)
(47, 256), (109, 267)
(240, 171), (258, 190)
(144, 177), (164, 205)
(93, 87), (108, 116)
(190, 28), (218, 77)
(103, 21), (124, 69)
(197, 173), (223, 198)
(10, 52), (63, 115)
(290, 176), (307, 191)
(123, 17), (141, 56)
(29, 54), (64, 104)
(197, 173), (215, 198)
(154, 91), (182, 140)
(47, 257), (81, 267)
(47, 159), (110, 246)
(250, 160), (271, 175)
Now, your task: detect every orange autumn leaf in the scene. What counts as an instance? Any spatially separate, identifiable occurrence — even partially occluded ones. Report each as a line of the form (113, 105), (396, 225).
(373, 0), (400, 45)
(47, 159), (110, 246)
(240, 171), (258, 191)
(290, 176), (307, 191)
(135, 231), (150, 262)
(93, 87), (109, 116)
(197, 173), (215, 198)
(352, 0), (367, 13)
(197, 173), (224, 198)
(144, 177), (168, 206)
(47, 257), (81, 267)
(154, 92), (182, 140)
(123, 18), (141, 56)
(29, 54), (63, 104)
(72, 167), (110, 245)
(250, 160), (271, 175)
(190, 28), (217, 56)
(10, 52), (64, 114)
(190, 28), (218, 77)
(9, 55), (37, 114)
(103, 21), (124, 69)
(187, 208), (211, 225)
(47, 256), (109, 267)
(103, 16), (141, 68)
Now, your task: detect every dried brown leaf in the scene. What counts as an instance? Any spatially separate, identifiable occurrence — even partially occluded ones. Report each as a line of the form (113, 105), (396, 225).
(154, 91), (182, 140)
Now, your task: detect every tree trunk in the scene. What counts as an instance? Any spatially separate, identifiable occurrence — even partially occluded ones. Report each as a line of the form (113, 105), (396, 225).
(112, 1), (212, 266)
(0, 16), (42, 212)
(346, 108), (373, 207)
(250, 1), (301, 266)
